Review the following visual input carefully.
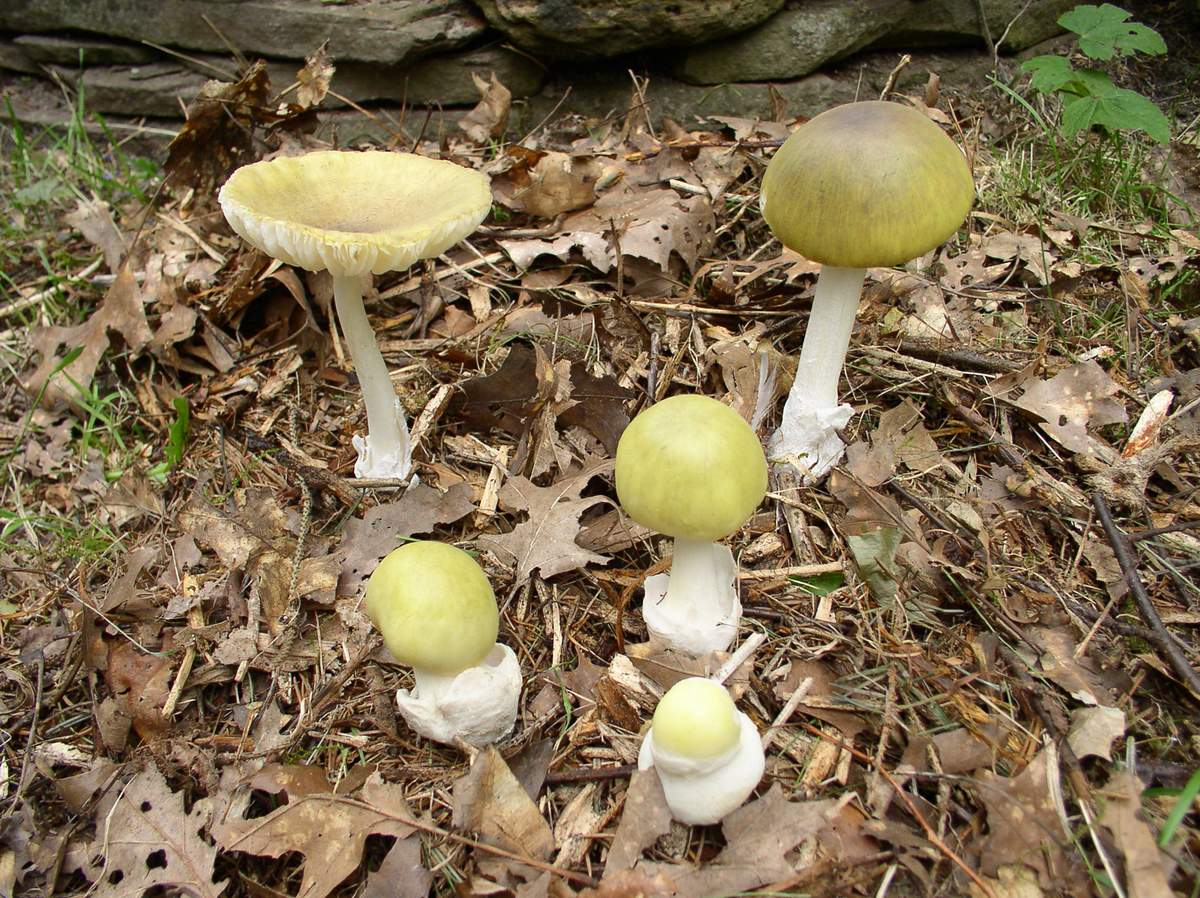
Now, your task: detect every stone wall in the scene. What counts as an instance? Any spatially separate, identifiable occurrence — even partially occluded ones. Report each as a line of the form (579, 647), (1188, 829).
(0, 0), (1075, 129)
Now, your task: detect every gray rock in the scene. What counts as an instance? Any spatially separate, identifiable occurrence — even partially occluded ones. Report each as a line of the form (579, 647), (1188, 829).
(473, 0), (786, 58)
(676, 0), (916, 85)
(53, 64), (207, 117)
(0, 41), (41, 75)
(523, 48), (993, 127)
(330, 47), (546, 105)
(14, 34), (156, 66)
(0, 0), (485, 66)
(884, 0), (1075, 52)
(182, 46), (546, 108)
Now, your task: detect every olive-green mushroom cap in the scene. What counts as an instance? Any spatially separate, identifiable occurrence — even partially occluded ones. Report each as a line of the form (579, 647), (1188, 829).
(615, 394), (767, 542)
(652, 677), (741, 760)
(761, 101), (974, 268)
(219, 151), (492, 278)
(364, 541), (498, 675)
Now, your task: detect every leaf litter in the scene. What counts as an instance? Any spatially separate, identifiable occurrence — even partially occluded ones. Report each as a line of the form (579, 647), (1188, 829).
(1, 46), (1199, 898)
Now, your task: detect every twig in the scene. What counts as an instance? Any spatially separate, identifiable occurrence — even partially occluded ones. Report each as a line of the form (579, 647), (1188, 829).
(878, 55), (912, 101)
(712, 632), (765, 684)
(761, 676), (813, 751)
(1091, 494), (1200, 698)
(796, 721), (996, 898)
(739, 561), (843, 581)
(544, 764), (637, 786)
(15, 656), (44, 801)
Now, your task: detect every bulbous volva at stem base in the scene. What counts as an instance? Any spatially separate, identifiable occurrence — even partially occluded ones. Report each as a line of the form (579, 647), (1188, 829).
(396, 644), (521, 746)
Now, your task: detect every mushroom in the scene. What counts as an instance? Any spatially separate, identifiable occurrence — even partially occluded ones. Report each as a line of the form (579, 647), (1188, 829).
(637, 677), (764, 825)
(219, 151), (491, 479)
(760, 100), (974, 480)
(615, 394), (767, 655)
(364, 540), (521, 746)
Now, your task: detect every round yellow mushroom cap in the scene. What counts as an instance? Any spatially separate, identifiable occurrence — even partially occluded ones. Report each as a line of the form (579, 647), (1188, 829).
(761, 101), (974, 268)
(652, 677), (741, 760)
(364, 541), (498, 676)
(218, 150), (492, 278)
(615, 395), (767, 542)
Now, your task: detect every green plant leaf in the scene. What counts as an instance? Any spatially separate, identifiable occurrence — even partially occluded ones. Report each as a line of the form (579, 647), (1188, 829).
(1059, 85), (1171, 143)
(1058, 3), (1167, 60)
(164, 396), (190, 468)
(1092, 88), (1172, 143)
(846, 528), (901, 607)
(789, 571), (845, 597)
(1021, 55), (1077, 93)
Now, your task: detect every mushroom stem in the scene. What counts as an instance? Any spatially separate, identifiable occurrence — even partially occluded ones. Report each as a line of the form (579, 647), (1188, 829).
(665, 538), (729, 620)
(794, 265), (866, 409)
(642, 538), (741, 655)
(410, 667), (457, 705)
(770, 265), (866, 480)
(333, 274), (412, 479)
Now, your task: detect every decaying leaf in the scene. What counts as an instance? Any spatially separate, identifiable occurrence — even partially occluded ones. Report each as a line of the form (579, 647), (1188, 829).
(846, 400), (943, 486)
(1028, 626), (1116, 707)
(64, 198), (126, 273)
(1013, 361), (1128, 455)
(492, 146), (606, 218)
(296, 42), (335, 109)
(634, 786), (838, 898)
(479, 459), (614, 583)
(1099, 771), (1175, 898)
(106, 639), (172, 742)
(1067, 705), (1126, 761)
(361, 835), (431, 898)
(604, 769), (671, 874)
(165, 61), (274, 194)
(453, 746), (554, 867)
(499, 188), (715, 275)
(973, 745), (1079, 889)
(337, 482), (476, 598)
(218, 773), (416, 898)
(460, 72), (512, 144)
(25, 266), (151, 408)
(88, 765), (225, 898)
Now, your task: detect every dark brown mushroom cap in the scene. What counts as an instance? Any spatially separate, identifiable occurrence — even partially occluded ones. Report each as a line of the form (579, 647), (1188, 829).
(761, 101), (974, 268)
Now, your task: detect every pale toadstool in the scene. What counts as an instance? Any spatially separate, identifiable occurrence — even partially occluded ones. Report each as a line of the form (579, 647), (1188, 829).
(219, 151), (491, 479)
(760, 101), (974, 480)
(615, 394), (767, 655)
(364, 540), (521, 746)
(638, 677), (764, 825)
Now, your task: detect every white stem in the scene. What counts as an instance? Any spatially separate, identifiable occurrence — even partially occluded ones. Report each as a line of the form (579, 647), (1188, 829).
(333, 274), (410, 472)
(790, 265), (866, 411)
(664, 538), (730, 621)
(411, 667), (458, 704)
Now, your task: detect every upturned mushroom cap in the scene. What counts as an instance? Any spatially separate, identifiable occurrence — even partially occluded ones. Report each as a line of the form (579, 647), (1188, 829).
(219, 151), (492, 278)
(364, 541), (498, 676)
(652, 677), (741, 760)
(615, 395), (767, 542)
(760, 101), (973, 268)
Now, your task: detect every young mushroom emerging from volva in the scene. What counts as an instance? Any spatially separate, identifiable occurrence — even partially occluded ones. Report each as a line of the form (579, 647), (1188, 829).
(219, 151), (491, 479)
(639, 677), (764, 825)
(760, 100), (974, 480)
(364, 540), (521, 746)
(615, 394), (767, 655)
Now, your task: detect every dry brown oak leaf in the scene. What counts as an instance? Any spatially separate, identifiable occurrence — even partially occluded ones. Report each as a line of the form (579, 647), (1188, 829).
(88, 765), (225, 898)
(478, 458), (613, 583)
(218, 773), (417, 898)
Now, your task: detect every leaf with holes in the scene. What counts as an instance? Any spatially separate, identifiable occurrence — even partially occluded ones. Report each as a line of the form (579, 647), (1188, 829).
(217, 773), (416, 898)
(88, 765), (225, 898)
(477, 458), (613, 583)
